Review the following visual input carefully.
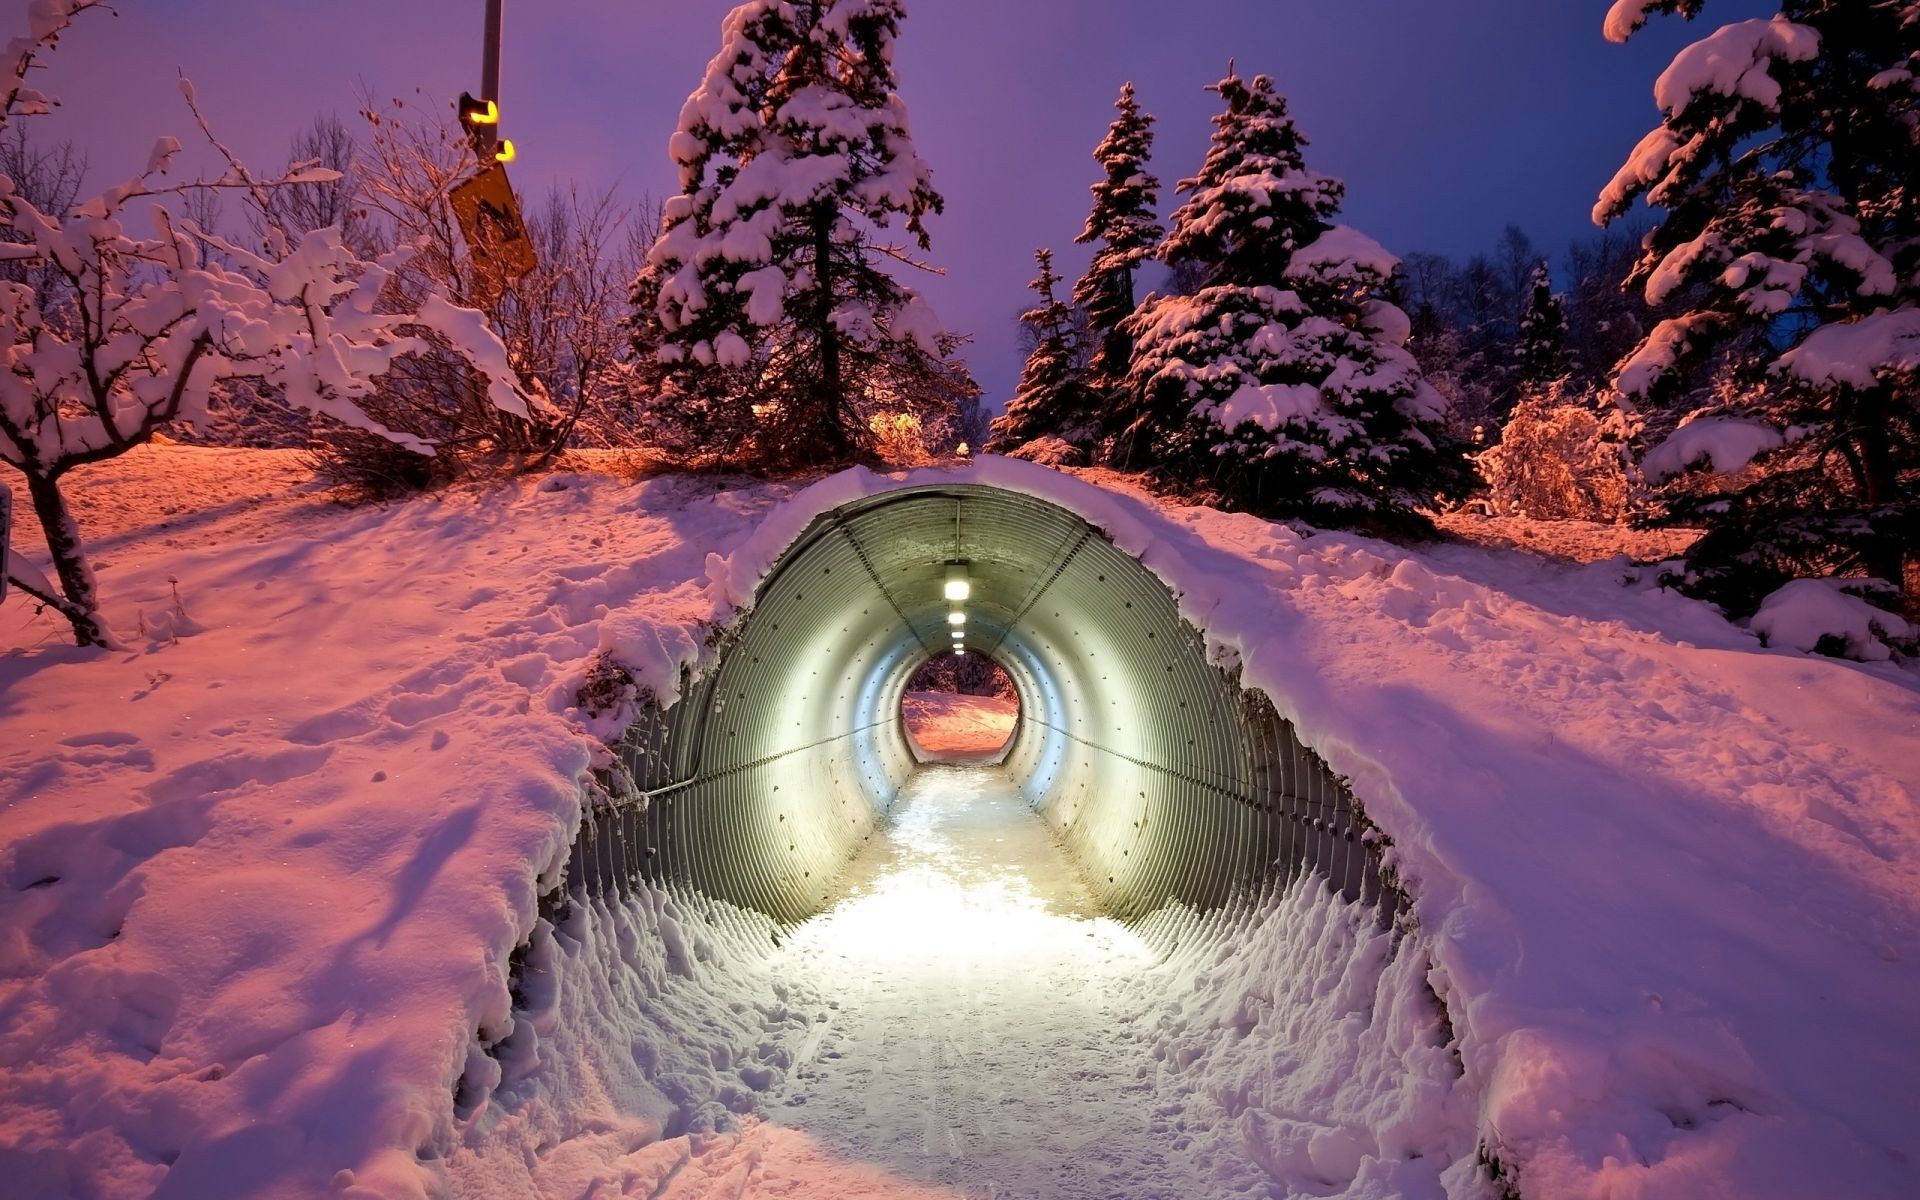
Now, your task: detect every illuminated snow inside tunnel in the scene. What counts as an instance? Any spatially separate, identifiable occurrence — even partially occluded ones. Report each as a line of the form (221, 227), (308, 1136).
(565, 482), (1397, 924)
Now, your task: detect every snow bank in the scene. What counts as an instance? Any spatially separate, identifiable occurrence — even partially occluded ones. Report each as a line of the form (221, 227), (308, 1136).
(0, 449), (790, 1199)
(1127, 883), (1486, 1199)
(1751, 578), (1915, 662)
(446, 885), (821, 1197)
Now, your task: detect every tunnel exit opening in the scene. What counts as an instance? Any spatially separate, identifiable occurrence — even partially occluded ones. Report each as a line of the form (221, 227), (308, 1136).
(564, 481), (1401, 928)
(899, 653), (1019, 763)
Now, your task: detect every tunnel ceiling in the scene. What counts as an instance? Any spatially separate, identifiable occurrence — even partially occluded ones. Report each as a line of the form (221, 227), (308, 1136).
(572, 482), (1394, 925)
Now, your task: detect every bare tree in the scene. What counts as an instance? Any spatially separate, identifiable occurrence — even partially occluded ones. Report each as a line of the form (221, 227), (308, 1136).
(0, 27), (529, 647)
(311, 95), (659, 491)
(255, 113), (377, 255)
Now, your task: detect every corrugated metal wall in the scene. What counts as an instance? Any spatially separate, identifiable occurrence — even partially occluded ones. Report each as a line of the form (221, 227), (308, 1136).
(567, 484), (1400, 926)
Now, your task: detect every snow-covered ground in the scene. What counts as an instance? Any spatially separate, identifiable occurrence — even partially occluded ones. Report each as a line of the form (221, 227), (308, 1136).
(900, 691), (1018, 759)
(3, 445), (1918, 1200)
(1432, 509), (1698, 566)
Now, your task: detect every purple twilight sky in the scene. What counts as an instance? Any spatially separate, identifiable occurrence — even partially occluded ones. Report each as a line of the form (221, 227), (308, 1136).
(26, 0), (1768, 409)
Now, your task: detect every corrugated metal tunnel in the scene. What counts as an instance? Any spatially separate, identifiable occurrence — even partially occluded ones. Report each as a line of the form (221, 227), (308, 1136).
(572, 484), (1397, 924)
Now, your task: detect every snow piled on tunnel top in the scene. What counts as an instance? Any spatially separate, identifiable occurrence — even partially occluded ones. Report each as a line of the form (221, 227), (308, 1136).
(702, 455), (1920, 1200)
(0, 447), (1916, 1200)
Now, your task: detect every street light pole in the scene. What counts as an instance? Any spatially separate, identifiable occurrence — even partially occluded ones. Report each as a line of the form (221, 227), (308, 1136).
(481, 0), (503, 103)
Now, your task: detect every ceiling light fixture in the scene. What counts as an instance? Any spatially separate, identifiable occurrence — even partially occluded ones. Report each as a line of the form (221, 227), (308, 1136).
(943, 562), (970, 602)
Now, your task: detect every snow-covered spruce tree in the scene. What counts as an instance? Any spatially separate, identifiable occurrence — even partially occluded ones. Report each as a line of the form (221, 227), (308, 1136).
(1072, 82), (1163, 391)
(630, 0), (966, 469)
(1598, 0), (1920, 618)
(1518, 259), (1570, 389)
(0, 10), (527, 648)
(987, 249), (1098, 457)
(1118, 69), (1468, 527)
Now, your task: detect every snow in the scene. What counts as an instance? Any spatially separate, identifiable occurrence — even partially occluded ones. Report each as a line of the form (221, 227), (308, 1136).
(1751, 579), (1916, 662)
(1612, 311), (1716, 399)
(1434, 509), (1697, 566)
(899, 690), (1016, 759)
(1603, 0), (1662, 44)
(1777, 306), (1920, 390)
(1287, 224), (1401, 283)
(1652, 16), (1820, 118)
(1211, 378), (1327, 433)
(1594, 125), (1684, 223)
(1641, 414), (1785, 481)
(0, 446), (798, 1199)
(3, 446), (1919, 1200)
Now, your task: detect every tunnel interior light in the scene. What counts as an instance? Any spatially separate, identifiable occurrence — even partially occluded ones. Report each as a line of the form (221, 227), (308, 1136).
(944, 562), (970, 602)
(947, 610), (965, 626)
(951, 630), (964, 642)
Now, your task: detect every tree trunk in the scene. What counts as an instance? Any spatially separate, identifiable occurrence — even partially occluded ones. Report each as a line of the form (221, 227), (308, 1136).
(812, 206), (850, 461)
(1852, 424), (1905, 590)
(21, 465), (115, 648)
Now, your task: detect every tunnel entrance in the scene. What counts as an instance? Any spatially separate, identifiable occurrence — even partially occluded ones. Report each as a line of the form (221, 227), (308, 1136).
(570, 481), (1398, 925)
(900, 655), (1019, 762)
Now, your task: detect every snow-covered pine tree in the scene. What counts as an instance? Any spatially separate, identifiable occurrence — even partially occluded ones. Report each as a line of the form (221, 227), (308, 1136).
(1071, 82), (1163, 389)
(630, 0), (964, 469)
(1518, 259), (1570, 389)
(988, 249), (1097, 457)
(1598, 0), (1920, 619)
(1118, 69), (1468, 527)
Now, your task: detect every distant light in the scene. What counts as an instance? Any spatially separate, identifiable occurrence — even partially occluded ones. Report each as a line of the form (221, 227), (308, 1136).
(950, 630), (964, 641)
(953, 648), (965, 656)
(944, 562), (970, 601)
(947, 610), (965, 626)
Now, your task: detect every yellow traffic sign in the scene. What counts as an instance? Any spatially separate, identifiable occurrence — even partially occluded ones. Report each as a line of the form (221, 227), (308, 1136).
(450, 162), (536, 299)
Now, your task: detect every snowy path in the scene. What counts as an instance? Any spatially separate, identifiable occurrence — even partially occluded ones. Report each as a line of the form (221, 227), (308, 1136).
(744, 765), (1206, 1199)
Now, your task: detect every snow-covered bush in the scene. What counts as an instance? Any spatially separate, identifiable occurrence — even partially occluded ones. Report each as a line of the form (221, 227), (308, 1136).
(1597, 1), (1920, 617)
(1116, 70), (1469, 527)
(1006, 434), (1088, 468)
(1750, 577), (1916, 662)
(628, 0), (976, 470)
(0, 6), (527, 646)
(1478, 382), (1630, 521)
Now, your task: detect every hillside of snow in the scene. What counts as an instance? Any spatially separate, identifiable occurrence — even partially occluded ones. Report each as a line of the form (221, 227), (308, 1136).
(901, 690), (1019, 759)
(2, 446), (1917, 1199)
